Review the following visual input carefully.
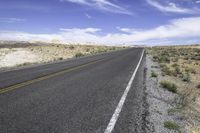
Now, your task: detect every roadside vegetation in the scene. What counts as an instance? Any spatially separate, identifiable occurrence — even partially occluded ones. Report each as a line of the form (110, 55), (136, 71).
(160, 81), (177, 93)
(164, 121), (180, 131)
(75, 52), (84, 58)
(0, 42), (126, 70)
(151, 70), (158, 77)
(147, 45), (200, 130)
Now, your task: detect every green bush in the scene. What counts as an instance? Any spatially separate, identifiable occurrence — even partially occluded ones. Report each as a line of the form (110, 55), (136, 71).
(164, 121), (180, 130)
(160, 81), (177, 93)
(172, 63), (179, 68)
(151, 71), (158, 77)
(158, 55), (170, 63)
(182, 73), (190, 82)
(153, 55), (159, 61)
(75, 52), (84, 58)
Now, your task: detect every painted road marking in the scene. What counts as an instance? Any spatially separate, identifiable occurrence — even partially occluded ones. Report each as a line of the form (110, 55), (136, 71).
(104, 50), (144, 133)
(0, 58), (104, 94)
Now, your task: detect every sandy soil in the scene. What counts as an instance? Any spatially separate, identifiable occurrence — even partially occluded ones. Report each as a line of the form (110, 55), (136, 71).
(0, 44), (123, 70)
(0, 48), (39, 68)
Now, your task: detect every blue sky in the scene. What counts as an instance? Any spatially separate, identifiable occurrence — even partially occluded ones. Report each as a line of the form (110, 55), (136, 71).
(0, 0), (200, 45)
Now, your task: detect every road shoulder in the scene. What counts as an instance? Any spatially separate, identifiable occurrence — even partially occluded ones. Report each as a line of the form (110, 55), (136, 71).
(145, 55), (185, 133)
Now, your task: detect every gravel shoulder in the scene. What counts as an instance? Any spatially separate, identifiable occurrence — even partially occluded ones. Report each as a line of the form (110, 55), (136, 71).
(145, 55), (186, 133)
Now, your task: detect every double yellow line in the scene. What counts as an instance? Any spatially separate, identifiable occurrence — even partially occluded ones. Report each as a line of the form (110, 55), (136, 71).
(0, 58), (104, 94)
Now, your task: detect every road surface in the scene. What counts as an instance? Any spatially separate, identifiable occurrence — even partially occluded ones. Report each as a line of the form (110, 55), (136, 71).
(0, 48), (146, 133)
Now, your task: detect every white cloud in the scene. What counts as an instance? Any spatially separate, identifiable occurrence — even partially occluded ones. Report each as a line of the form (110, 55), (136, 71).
(85, 13), (92, 19)
(0, 17), (200, 45)
(146, 0), (198, 14)
(60, 0), (132, 15)
(0, 4), (50, 12)
(60, 28), (101, 33)
(0, 18), (26, 23)
(196, 0), (200, 4)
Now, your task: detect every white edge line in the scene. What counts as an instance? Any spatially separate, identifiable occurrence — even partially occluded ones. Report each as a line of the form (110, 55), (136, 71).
(104, 49), (144, 133)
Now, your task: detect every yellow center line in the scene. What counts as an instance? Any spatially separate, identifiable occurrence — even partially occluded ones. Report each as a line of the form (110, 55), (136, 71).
(0, 58), (104, 94)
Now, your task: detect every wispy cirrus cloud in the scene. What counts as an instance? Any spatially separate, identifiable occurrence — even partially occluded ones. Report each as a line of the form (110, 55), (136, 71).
(146, 0), (199, 14)
(0, 17), (200, 45)
(85, 13), (92, 19)
(60, 0), (132, 15)
(0, 18), (26, 23)
(0, 4), (50, 12)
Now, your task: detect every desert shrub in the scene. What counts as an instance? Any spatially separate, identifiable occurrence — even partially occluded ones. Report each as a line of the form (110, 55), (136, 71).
(171, 63), (179, 68)
(109, 47), (116, 51)
(178, 88), (194, 107)
(75, 52), (84, 58)
(185, 67), (196, 74)
(164, 121), (180, 130)
(167, 108), (178, 115)
(171, 66), (181, 77)
(151, 71), (157, 77)
(191, 56), (200, 60)
(160, 64), (166, 68)
(86, 48), (90, 52)
(151, 65), (158, 68)
(171, 57), (178, 62)
(182, 73), (190, 82)
(97, 48), (107, 53)
(18, 62), (30, 67)
(183, 56), (189, 60)
(158, 55), (170, 63)
(174, 67), (181, 74)
(196, 83), (200, 89)
(160, 81), (177, 93)
(153, 55), (159, 61)
(58, 57), (63, 60)
(69, 45), (75, 50)
(191, 69), (196, 74)
(90, 51), (95, 55)
(161, 65), (172, 76)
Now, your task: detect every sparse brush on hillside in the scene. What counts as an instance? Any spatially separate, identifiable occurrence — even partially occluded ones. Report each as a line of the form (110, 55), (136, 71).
(69, 45), (75, 50)
(75, 52), (84, 58)
(0, 43), (126, 70)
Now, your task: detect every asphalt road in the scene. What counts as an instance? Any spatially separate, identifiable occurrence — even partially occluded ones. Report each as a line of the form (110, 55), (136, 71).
(0, 48), (146, 133)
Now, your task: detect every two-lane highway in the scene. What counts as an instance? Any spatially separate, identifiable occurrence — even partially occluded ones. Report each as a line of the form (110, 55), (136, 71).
(0, 48), (146, 133)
